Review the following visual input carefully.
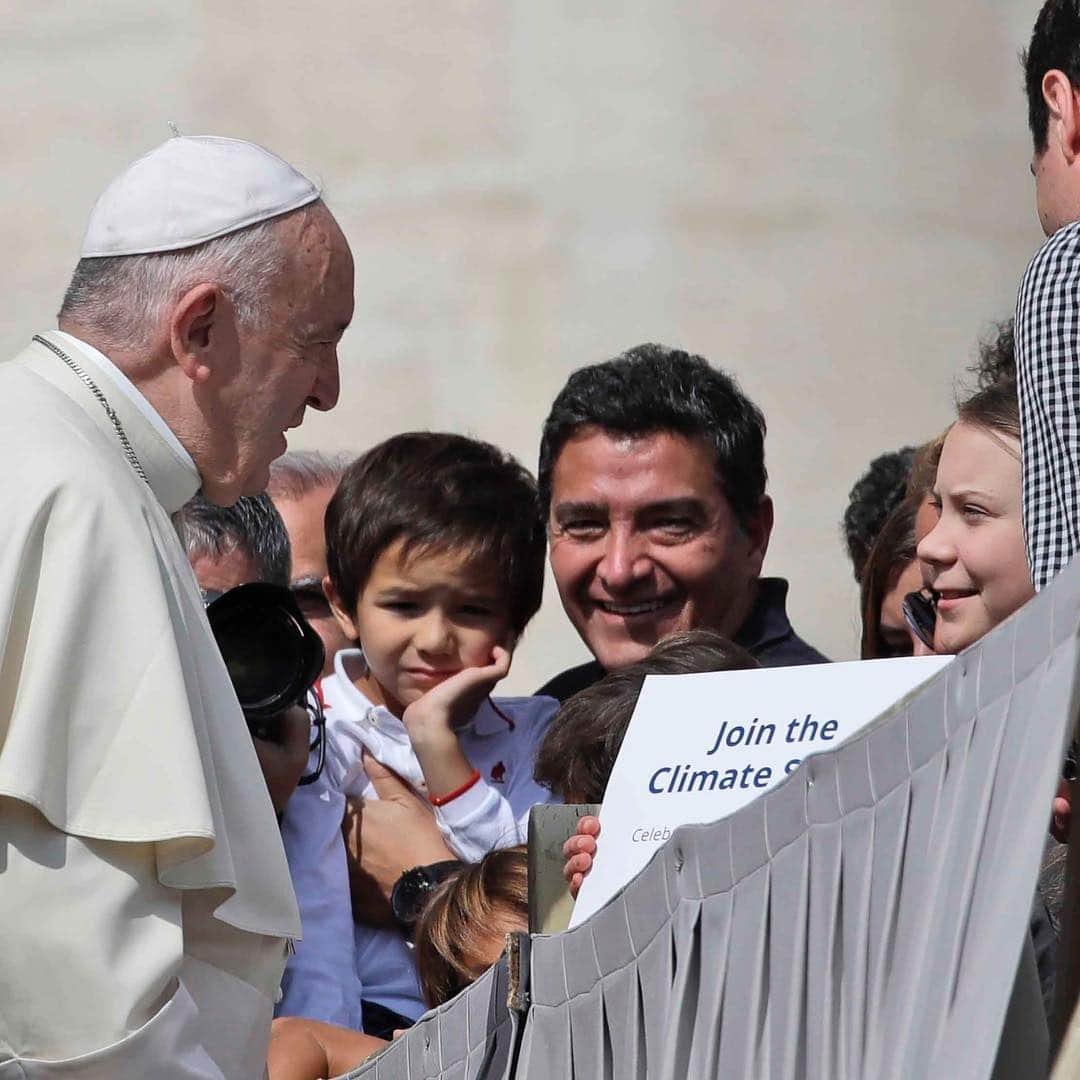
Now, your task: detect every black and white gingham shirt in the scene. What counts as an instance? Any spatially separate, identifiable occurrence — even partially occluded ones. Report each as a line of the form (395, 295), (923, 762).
(1014, 219), (1080, 591)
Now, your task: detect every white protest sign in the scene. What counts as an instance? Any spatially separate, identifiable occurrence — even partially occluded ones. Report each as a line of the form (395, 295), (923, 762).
(569, 655), (952, 927)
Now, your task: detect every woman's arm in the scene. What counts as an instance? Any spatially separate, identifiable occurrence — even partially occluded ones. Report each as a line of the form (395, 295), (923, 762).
(268, 1016), (385, 1080)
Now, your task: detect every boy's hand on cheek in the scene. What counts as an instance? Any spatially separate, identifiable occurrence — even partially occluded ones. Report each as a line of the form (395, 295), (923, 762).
(402, 646), (512, 747)
(403, 646), (512, 800)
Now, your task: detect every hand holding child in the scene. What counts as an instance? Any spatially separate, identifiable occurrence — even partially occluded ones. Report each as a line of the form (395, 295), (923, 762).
(402, 645), (512, 743)
(402, 646), (512, 799)
(342, 753), (455, 924)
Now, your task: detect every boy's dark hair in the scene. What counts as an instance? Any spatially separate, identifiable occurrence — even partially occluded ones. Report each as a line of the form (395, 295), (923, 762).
(534, 630), (759, 803)
(325, 432), (545, 635)
(841, 447), (916, 583)
(1023, 0), (1080, 153)
(537, 344), (767, 530)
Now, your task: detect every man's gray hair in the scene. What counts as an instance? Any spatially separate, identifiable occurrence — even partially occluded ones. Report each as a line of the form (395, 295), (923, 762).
(267, 449), (352, 502)
(176, 493), (291, 588)
(57, 208), (308, 352)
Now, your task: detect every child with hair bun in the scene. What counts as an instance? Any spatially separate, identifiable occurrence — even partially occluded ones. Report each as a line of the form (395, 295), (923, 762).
(415, 846), (529, 1008)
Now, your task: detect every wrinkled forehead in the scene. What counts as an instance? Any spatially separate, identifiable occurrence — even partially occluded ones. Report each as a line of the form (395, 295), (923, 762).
(278, 204), (355, 328)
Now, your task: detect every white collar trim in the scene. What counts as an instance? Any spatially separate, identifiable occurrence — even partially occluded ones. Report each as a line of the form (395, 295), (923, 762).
(330, 648), (409, 741)
(329, 647), (498, 738)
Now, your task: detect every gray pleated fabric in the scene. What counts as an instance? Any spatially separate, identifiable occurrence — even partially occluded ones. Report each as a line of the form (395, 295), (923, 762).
(346, 556), (1080, 1080)
(345, 955), (521, 1079)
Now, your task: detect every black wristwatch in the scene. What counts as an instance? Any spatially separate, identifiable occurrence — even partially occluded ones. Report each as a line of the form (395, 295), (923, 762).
(390, 860), (463, 930)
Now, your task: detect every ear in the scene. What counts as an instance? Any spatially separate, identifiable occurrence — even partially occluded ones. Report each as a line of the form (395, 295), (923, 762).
(169, 283), (231, 385)
(323, 574), (361, 642)
(1042, 70), (1080, 161)
(743, 495), (774, 570)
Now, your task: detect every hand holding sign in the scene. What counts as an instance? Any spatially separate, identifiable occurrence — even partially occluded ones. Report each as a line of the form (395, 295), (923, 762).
(563, 816), (600, 899)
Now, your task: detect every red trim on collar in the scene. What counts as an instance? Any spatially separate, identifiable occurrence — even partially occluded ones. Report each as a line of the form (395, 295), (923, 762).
(488, 698), (516, 729)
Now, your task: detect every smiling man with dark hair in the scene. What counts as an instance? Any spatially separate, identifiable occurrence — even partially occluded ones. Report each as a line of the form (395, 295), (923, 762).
(537, 343), (827, 701)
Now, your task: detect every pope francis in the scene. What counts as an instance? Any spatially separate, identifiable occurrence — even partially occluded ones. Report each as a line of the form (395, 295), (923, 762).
(0, 136), (354, 1078)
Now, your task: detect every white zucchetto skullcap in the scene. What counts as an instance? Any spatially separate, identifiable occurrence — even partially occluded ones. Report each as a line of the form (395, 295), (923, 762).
(80, 134), (321, 258)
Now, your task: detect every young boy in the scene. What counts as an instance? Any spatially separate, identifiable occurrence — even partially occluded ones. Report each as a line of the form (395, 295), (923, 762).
(277, 432), (557, 1037)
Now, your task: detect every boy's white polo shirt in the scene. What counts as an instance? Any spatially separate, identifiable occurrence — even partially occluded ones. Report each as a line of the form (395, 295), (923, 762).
(278, 649), (559, 1029)
(322, 649), (558, 858)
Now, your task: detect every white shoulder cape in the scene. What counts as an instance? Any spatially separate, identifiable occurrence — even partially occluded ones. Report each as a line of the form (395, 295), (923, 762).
(0, 332), (300, 942)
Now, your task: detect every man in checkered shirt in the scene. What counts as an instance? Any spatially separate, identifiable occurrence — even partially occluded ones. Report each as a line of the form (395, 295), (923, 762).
(1015, 0), (1080, 590)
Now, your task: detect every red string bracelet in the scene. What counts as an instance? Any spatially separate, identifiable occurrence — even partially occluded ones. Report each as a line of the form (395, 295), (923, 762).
(429, 769), (482, 807)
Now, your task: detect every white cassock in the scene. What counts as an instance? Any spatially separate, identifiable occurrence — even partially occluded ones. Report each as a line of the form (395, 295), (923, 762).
(0, 333), (301, 1078)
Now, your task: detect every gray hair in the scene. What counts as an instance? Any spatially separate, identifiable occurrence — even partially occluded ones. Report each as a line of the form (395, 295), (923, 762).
(267, 449), (352, 502)
(57, 207), (312, 352)
(176, 493), (291, 588)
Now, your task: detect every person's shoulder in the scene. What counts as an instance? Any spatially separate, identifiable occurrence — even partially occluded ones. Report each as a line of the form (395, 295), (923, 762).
(741, 578), (829, 668)
(4, 431), (148, 547)
(788, 638), (831, 666)
(489, 694), (560, 726)
(0, 372), (138, 510)
(477, 695), (560, 749)
(0, 355), (88, 443)
(535, 660), (605, 702)
(1044, 218), (1080, 251)
(755, 633), (830, 668)
(1023, 219), (1080, 284)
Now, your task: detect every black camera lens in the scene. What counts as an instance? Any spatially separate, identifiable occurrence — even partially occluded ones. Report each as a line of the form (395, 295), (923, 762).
(205, 583), (325, 721)
(214, 607), (308, 711)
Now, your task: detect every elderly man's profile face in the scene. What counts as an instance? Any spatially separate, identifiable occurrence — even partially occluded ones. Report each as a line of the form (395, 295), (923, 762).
(200, 205), (355, 505)
(547, 427), (771, 673)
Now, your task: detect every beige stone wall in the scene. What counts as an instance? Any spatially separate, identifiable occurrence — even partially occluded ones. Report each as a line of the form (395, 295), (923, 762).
(1, 1), (1047, 692)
